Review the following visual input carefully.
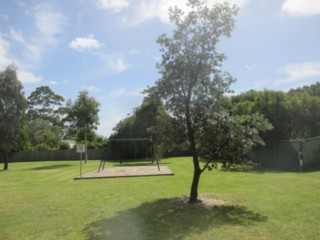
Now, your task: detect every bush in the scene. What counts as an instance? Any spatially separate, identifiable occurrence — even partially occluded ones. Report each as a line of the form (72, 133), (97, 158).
(59, 142), (70, 150)
(34, 143), (50, 151)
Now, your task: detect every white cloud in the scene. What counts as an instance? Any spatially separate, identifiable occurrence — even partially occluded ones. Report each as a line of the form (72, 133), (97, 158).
(24, 43), (43, 63)
(0, 35), (12, 66)
(47, 80), (58, 85)
(17, 70), (42, 83)
(34, 4), (67, 44)
(69, 36), (102, 51)
(82, 85), (101, 91)
(92, 51), (132, 73)
(97, 0), (130, 12)
(127, 0), (249, 26)
(20, 4), (68, 64)
(108, 88), (143, 98)
(282, 0), (320, 17)
(0, 34), (43, 85)
(107, 57), (129, 72)
(245, 63), (257, 70)
(10, 29), (24, 43)
(276, 62), (320, 85)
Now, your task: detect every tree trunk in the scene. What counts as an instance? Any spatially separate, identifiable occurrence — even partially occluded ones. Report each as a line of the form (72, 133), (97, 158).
(85, 131), (88, 164)
(186, 103), (201, 204)
(189, 165), (201, 203)
(188, 139), (202, 203)
(4, 153), (9, 170)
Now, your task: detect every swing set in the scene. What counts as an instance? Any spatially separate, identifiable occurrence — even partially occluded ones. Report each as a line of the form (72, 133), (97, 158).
(98, 138), (160, 172)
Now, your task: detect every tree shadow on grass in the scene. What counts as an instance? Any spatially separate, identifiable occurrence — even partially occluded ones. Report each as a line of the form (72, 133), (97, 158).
(219, 164), (300, 174)
(28, 164), (73, 171)
(83, 198), (267, 240)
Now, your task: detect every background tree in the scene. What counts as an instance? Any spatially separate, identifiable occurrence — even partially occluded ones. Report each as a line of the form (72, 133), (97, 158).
(230, 90), (291, 142)
(147, 0), (239, 203)
(288, 81), (320, 97)
(0, 64), (27, 170)
(27, 118), (64, 151)
(76, 130), (107, 149)
(110, 96), (177, 160)
(229, 87), (320, 141)
(287, 85), (320, 138)
(64, 91), (100, 162)
(27, 86), (64, 125)
(26, 86), (65, 150)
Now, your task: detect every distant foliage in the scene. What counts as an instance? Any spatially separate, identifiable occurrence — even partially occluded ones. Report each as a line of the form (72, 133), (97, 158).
(288, 81), (320, 97)
(110, 96), (175, 159)
(63, 90), (100, 138)
(229, 85), (320, 141)
(27, 86), (65, 125)
(59, 142), (70, 150)
(0, 64), (28, 170)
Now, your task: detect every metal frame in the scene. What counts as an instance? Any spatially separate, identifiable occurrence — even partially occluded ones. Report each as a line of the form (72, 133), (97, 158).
(98, 138), (160, 172)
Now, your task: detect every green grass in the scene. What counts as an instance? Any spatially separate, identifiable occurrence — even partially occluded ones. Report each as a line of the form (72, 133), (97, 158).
(0, 157), (320, 240)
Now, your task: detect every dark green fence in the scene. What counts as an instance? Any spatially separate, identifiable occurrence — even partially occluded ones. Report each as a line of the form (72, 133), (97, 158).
(250, 136), (320, 171)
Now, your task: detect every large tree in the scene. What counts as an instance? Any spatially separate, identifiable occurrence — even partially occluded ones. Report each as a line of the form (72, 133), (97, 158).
(64, 91), (100, 162)
(27, 86), (65, 125)
(26, 86), (65, 150)
(0, 65), (27, 170)
(147, 0), (239, 203)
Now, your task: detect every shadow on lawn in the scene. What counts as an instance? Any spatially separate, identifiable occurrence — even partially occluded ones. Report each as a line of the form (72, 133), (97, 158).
(83, 198), (267, 240)
(28, 164), (72, 171)
(219, 164), (302, 174)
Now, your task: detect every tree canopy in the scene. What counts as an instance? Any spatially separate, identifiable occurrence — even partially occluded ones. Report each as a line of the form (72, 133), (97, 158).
(147, 0), (240, 203)
(27, 86), (65, 125)
(25, 86), (66, 151)
(0, 64), (27, 170)
(229, 87), (320, 140)
(63, 90), (100, 161)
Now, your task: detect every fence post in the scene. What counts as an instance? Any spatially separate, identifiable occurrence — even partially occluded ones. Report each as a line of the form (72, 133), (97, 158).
(298, 141), (304, 173)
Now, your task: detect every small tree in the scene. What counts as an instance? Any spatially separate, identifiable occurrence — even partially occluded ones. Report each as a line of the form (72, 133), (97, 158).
(64, 91), (100, 163)
(0, 64), (27, 170)
(147, 0), (239, 203)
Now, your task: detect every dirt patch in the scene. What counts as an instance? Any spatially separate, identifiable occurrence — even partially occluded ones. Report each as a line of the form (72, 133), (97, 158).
(75, 165), (174, 180)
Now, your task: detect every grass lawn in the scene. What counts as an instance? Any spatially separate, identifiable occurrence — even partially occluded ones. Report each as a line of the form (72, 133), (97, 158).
(0, 157), (320, 240)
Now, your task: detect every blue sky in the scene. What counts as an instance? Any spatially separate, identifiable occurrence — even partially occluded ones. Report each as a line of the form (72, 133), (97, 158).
(1, 0), (320, 137)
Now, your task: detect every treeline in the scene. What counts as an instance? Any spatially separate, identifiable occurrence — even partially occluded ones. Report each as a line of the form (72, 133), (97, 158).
(110, 96), (188, 159)
(2, 63), (320, 167)
(26, 87), (104, 152)
(229, 82), (320, 141)
(111, 82), (320, 158)
(0, 65), (104, 170)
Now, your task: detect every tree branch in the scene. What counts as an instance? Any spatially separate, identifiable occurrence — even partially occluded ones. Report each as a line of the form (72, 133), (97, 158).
(200, 137), (230, 173)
